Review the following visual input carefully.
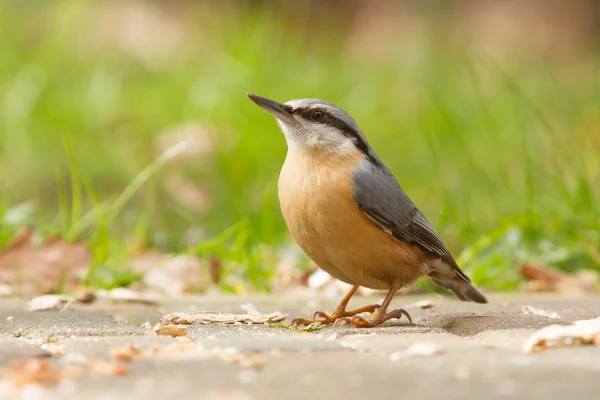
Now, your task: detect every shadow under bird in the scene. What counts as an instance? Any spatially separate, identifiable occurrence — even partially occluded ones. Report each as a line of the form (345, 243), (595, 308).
(248, 93), (487, 328)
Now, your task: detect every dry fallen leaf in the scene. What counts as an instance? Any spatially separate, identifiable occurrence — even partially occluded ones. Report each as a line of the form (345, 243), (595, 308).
(160, 311), (286, 325)
(521, 305), (561, 319)
(0, 227), (90, 295)
(153, 324), (188, 337)
(520, 263), (599, 294)
(520, 263), (566, 285)
(75, 289), (97, 304)
(523, 319), (600, 354)
(26, 295), (74, 312)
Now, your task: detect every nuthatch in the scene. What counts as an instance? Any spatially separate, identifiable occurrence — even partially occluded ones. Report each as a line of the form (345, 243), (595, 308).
(248, 94), (487, 328)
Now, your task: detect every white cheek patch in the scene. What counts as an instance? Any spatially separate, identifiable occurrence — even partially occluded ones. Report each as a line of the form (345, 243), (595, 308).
(277, 107), (357, 154)
(299, 120), (355, 150)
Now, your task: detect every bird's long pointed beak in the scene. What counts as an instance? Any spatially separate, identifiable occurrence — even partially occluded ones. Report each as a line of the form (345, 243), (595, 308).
(247, 93), (294, 122)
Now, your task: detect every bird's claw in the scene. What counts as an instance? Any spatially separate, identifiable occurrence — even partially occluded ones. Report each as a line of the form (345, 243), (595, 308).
(332, 315), (369, 328)
(388, 308), (413, 325)
(290, 304), (383, 327)
(333, 308), (413, 328)
(290, 310), (335, 328)
(332, 316), (353, 327)
(290, 317), (314, 328)
(313, 310), (338, 324)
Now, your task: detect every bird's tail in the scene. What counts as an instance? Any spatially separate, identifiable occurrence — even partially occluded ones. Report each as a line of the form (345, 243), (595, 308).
(429, 268), (488, 304)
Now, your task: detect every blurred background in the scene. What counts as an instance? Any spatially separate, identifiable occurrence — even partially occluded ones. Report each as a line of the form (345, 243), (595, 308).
(0, 0), (598, 296)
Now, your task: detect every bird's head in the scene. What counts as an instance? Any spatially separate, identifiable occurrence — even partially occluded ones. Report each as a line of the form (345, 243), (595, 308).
(248, 94), (372, 157)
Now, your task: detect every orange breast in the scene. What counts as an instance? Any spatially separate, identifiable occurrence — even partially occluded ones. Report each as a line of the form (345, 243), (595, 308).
(278, 148), (425, 290)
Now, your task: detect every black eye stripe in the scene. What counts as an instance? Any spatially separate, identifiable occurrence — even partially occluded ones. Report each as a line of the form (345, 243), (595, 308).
(292, 106), (380, 165)
(293, 106), (322, 121)
(293, 107), (359, 139)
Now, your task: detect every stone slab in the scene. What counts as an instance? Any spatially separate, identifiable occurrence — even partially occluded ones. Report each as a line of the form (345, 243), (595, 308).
(0, 293), (598, 400)
(0, 308), (148, 340)
(0, 337), (51, 366)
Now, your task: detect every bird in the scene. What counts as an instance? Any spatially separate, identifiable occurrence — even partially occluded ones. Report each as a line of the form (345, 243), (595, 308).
(247, 93), (487, 328)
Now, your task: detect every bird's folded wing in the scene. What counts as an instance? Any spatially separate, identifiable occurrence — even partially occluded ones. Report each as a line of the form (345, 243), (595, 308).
(352, 160), (458, 269)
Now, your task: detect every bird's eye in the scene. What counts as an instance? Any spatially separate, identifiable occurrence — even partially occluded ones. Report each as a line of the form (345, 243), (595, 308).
(311, 110), (325, 122)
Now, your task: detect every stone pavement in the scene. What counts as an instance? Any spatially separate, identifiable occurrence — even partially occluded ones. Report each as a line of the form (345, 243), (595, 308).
(0, 293), (599, 400)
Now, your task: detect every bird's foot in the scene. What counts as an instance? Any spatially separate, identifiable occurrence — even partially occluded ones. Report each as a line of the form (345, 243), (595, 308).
(290, 304), (380, 327)
(289, 317), (314, 327)
(313, 304), (381, 324)
(334, 308), (412, 328)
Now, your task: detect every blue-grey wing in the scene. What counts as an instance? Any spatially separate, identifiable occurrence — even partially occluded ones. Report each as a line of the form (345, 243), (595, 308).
(351, 159), (458, 269)
(352, 158), (487, 304)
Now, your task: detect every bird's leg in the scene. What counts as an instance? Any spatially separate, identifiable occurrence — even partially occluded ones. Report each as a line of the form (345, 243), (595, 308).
(335, 286), (412, 328)
(290, 285), (380, 327)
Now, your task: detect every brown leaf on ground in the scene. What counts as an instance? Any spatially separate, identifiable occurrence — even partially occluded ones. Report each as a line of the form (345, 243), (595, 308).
(523, 319), (600, 354)
(0, 227), (90, 295)
(160, 311), (287, 325)
(26, 295), (74, 312)
(521, 263), (566, 285)
(75, 289), (97, 304)
(153, 324), (188, 337)
(520, 263), (599, 293)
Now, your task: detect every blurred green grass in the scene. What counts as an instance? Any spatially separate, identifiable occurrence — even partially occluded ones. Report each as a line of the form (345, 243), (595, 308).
(0, 1), (598, 292)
